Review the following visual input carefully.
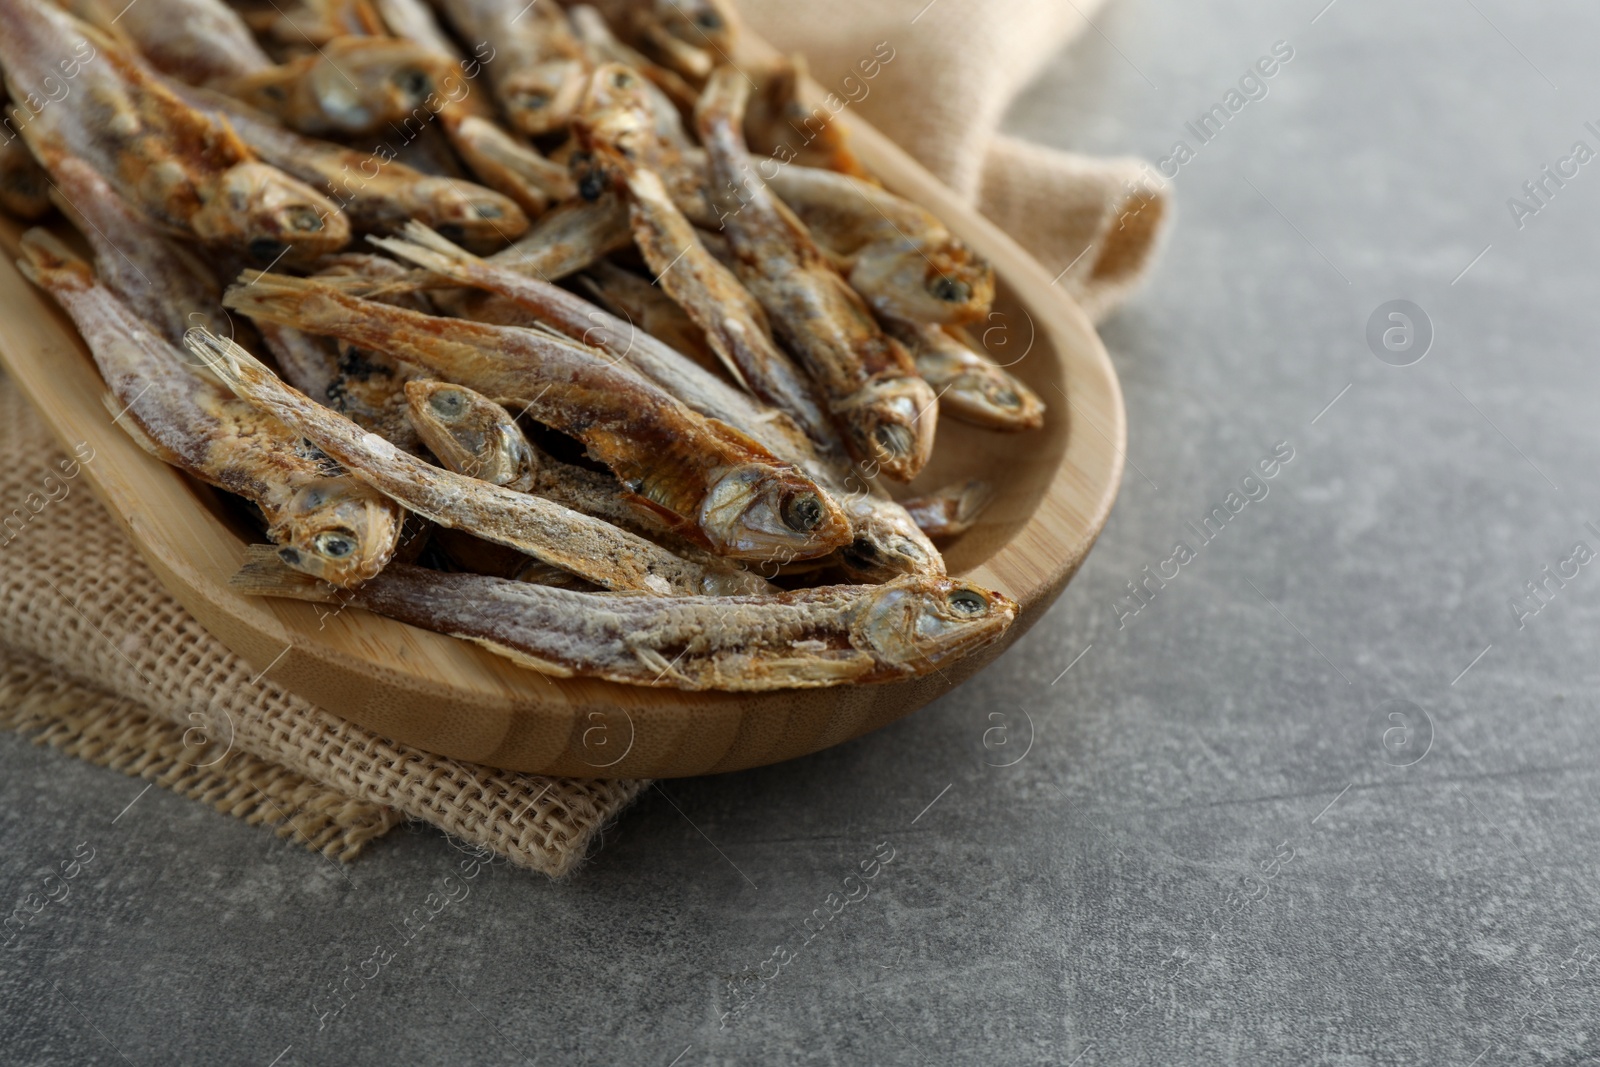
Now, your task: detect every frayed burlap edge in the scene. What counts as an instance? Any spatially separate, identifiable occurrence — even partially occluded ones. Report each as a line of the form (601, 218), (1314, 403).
(0, 644), (405, 861)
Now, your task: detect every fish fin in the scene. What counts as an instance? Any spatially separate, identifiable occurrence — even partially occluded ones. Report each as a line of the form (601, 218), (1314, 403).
(228, 546), (342, 603)
(466, 637), (576, 678)
(701, 417), (781, 463)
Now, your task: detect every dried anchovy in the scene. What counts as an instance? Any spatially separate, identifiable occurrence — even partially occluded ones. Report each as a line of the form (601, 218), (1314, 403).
(231, 547), (1017, 691)
(188, 330), (775, 595)
(220, 269), (854, 561)
(900, 479), (995, 539)
(696, 66), (939, 481)
(17, 230), (401, 585)
(886, 320), (1044, 432)
(0, 0), (350, 259)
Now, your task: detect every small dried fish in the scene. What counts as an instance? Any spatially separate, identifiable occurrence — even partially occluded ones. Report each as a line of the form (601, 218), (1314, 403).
(188, 330), (775, 595)
(221, 269), (854, 561)
(357, 224), (944, 581)
(232, 548), (1016, 690)
(767, 165), (996, 328)
(18, 231), (402, 584)
(887, 320), (1044, 432)
(434, 0), (588, 137)
(239, 0), (386, 52)
(900, 479), (995, 539)
(102, 0), (274, 86)
(0, 0), (351, 259)
(169, 80), (530, 246)
(440, 113), (569, 213)
(697, 66), (938, 481)
(577, 66), (834, 446)
(567, 3), (697, 113)
(225, 36), (462, 138)
(41, 152), (225, 348)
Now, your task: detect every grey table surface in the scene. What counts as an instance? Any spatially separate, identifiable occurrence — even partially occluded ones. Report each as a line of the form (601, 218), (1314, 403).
(6, 1), (1600, 1064)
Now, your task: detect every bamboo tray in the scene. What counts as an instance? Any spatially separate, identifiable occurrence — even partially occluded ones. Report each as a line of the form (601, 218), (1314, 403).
(0, 105), (1124, 779)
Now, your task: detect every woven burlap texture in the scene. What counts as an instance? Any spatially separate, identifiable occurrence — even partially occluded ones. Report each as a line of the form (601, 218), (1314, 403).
(0, 384), (649, 877)
(0, 0), (1166, 875)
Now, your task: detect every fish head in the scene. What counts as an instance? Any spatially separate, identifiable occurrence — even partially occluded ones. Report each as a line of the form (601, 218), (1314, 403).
(306, 38), (459, 135)
(499, 58), (590, 137)
(651, 0), (737, 52)
(850, 238), (996, 326)
(940, 367), (1046, 431)
(411, 179), (529, 249)
(574, 64), (668, 172)
(837, 496), (945, 582)
(403, 380), (535, 487)
(835, 375), (938, 482)
(698, 464), (852, 561)
(273, 477), (402, 586)
(194, 163), (351, 260)
(852, 578), (1018, 674)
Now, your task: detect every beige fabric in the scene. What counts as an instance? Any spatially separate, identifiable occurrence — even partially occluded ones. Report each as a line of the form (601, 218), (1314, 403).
(0, 1), (1165, 874)
(0, 383), (648, 876)
(739, 0), (1170, 321)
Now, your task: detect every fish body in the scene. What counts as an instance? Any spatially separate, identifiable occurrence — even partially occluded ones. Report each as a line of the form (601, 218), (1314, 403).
(17, 230), (400, 585)
(40, 152), (225, 347)
(696, 66), (937, 481)
(188, 330), (775, 595)
(233, 549), (1015, 690)
(101, 0), (274, 86)
(576, 66), (834, 447)
(0, 0), (350, 259)
(221, 268), (852, 561)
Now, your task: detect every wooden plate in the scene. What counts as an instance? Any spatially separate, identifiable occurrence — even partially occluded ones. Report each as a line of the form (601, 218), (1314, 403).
(0, 106), (1124, 779)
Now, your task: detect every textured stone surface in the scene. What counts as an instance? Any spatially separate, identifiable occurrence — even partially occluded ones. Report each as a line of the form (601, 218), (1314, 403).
(5, 1), (1600, 1063)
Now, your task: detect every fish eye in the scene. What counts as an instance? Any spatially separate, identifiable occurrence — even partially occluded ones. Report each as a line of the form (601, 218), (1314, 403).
(780, 492), (824, 532)
(284, 206), (324, 232)
(394, 69), (433, 99)
(578, 171), (608, 201)
(428, 389), (467, 418)
(516, 88), (552, 110)
(993, 388), (1021, 408)
(474, 203), (503, 219)
(315, 531), (357, 559)
(948, 590), (987, 615)
(262, 85), (286, 102)
(874, 423), (914, 456)
(611, 70), (634, 89)
(929, 276), (971, 304)
(696, 11), (722, 30)
(248, 237), (288, 262)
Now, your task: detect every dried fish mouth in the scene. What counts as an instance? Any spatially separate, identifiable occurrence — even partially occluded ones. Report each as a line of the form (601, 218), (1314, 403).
(272, 476), (401, 584)
(696, 464), (851, 560)
(404, 380), (534, 488)
(853, 580), (1018, 673)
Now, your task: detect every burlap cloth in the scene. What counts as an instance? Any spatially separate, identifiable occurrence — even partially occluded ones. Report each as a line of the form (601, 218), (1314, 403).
(0, 0), (1167, 877)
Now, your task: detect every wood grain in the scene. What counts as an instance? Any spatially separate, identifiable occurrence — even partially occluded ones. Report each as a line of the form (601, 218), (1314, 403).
(0, 98), (1124, 779)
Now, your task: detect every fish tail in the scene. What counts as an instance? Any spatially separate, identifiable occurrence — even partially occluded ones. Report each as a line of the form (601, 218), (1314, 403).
(222, 270), (332, 326)
(229, 545), (342, 603)
(367, 222), (484, 286)
(16, 227), (93, 292)
(180, 325), (270, 394)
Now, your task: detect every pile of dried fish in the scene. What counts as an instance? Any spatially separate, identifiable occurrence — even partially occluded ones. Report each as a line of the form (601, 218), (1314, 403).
(0, 0), (1045, 691)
